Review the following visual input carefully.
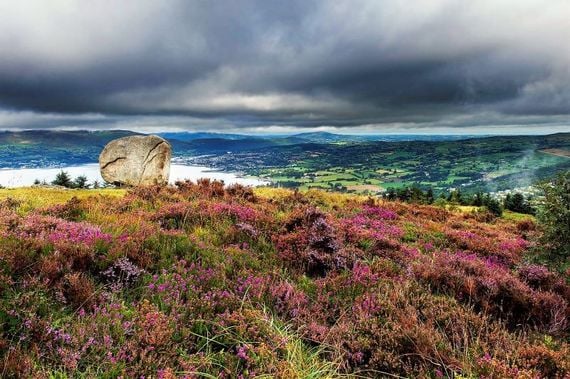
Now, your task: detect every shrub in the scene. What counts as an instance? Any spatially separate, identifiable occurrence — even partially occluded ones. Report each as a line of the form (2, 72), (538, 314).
(536, 171), (570, 267)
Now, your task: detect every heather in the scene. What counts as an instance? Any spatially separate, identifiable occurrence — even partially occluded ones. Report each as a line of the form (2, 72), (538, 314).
(0, 182), (568, 378)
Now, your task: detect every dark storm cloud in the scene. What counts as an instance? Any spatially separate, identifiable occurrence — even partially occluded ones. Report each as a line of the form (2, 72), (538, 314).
(0, 0), (568, 131)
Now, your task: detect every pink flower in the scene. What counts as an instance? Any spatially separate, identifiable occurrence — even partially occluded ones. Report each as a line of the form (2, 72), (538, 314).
(236, 345), (249, 361)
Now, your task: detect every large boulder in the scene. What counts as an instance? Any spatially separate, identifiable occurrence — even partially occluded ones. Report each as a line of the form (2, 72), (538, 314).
(99, 135), (171, 186)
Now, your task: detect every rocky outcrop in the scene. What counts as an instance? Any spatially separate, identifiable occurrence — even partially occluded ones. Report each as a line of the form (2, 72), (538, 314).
(99, 135), (171, 186)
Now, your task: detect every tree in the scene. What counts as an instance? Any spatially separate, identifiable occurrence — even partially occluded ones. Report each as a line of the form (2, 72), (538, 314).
(397, 187), (411, 202)
(73, 175), (89, 189)
(52, 171), (73, 188)
(385, 188), (397, 201)
(504, 192), (533, 214)
(504, 193), (512, 209)
(472, 192), (484, 206)
(448, 189), (463, 204)
(483, 194), (502, 217)
(536, 171), (570, 266)
(425, 187), (434, 204)
(409, 186), (425, 203)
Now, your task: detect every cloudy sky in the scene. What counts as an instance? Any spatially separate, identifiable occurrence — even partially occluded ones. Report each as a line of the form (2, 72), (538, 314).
(0, 0), (568, 134)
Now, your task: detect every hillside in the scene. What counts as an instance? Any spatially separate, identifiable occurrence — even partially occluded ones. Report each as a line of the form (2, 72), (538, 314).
(2, 131), (569, 194)
(0, 184), (568, 378)
(0, 130), (191, 169)
(194, 133), (570, 193)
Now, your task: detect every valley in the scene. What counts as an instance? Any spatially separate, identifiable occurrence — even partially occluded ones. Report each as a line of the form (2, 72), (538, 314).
(2, 131), (569, 194)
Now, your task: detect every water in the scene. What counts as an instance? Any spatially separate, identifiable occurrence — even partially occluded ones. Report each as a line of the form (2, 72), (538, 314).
(0, 163), (268, 188)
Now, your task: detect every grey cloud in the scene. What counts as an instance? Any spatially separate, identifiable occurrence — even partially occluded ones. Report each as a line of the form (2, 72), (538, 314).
(0, 0), (568, 131)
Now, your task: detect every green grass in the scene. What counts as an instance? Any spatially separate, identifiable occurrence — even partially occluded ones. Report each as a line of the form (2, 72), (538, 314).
(502, 210), (536, 222)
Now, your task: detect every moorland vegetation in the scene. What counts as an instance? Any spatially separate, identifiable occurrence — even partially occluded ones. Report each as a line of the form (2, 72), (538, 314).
(0, 175), (568, 378)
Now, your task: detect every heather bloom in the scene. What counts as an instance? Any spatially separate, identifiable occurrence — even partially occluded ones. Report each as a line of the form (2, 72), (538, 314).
(517, 264), (557, 289)
(102, 257), (145, 291)
(350, 262), (379, 286)
(270, 281), (308, 318)
(235, 275), (267, 299)
(342, 214), (404, 240)
(236, 345), (249, 361)
(362, 205), (398, 220)
(2, 184), (569, 378)
(352, 293), (382, 319)
(499, 238), (529, 253)
(211, 203), (259, 222)
(14, 215), (112, 247)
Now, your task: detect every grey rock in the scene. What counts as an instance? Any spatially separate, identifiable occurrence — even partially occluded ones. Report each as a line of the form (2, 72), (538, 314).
(99, 135), (171, 186)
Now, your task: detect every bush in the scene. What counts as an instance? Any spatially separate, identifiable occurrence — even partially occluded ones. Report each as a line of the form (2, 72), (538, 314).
(536, 171), (570, 267)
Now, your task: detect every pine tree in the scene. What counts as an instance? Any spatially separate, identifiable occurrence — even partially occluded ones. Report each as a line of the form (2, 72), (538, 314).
(483, 194), (502, 216)
(52, 171), (73, 188)
(73, 175), (89, 189)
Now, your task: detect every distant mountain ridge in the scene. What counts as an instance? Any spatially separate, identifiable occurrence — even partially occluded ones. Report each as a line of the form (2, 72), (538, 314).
(1, 130), (569, 170)
(158, 132), (253, 141)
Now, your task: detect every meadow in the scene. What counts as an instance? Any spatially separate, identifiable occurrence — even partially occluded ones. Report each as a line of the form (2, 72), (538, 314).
(0, 183), (568, 378)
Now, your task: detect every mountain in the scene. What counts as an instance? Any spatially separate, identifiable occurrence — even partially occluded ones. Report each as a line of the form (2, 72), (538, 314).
(289, 132), (495, 143)
(289, 131), (370, 143)
(158, 132), (252, 141)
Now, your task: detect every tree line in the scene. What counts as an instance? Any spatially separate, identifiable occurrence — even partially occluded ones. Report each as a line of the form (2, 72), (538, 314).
(34, 170), (106, 189)
(383, 186), (534, 217)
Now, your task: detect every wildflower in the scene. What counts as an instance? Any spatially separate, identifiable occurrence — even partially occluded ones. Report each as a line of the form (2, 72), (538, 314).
(236, 345), (249, 361)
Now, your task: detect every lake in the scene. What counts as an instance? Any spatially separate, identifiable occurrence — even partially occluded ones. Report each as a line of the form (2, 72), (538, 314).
(0, 163), (269, 188)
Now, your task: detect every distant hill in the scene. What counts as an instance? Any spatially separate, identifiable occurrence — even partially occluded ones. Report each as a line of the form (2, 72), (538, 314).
(289, 132), (494, 143)
(1, 130), (569, 194)
(158, 132), (252, 141)
(290, 132), (370, 143)
(0, 130), (191, 168)
(0, 130), (139, 168)
(0, 129), (139, 146)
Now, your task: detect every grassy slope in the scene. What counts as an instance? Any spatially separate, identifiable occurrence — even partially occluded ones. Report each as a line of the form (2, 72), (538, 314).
(0, 185), (568, 378)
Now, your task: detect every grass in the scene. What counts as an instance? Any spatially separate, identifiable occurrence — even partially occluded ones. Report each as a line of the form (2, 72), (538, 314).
(0, 187), (125, 212)
(502, 210), (536, 222)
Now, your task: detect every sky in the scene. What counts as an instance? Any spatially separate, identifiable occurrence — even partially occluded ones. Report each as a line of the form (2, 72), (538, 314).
(0, 0), (568, 134)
